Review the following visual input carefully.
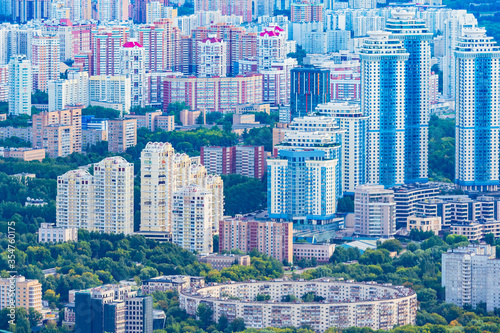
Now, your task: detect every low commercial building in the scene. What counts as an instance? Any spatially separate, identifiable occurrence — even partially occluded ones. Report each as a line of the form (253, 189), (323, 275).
(38, 223), (78, 243)
(180, 280), (417, 332)
(141, 276), (205, 294)
(293, 243), (336, 262)
(449, 219), (500, 241)
(0, 147), (46, 161)
(199, 254), (251, 270)
(407, 215), (442, 235)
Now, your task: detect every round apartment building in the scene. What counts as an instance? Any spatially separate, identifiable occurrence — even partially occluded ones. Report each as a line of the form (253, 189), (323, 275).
(180, 279), (417, 332)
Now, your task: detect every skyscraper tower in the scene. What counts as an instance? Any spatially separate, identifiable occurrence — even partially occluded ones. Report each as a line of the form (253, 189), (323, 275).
(360, 31), (409, 187)
(386, 10), (432, 184)
(120, 40), (146, 107)
(455, 28), (500, 191)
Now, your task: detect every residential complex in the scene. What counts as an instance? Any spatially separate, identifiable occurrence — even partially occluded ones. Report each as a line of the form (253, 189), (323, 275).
(442, 244), (500, 312)
(0, 276), (42, 313)
(290, 67), (330, 119)
(219, 216), (293, 263)
(141, 276), (205, 294)
(392, 184), (440, 227)
(180, 280), (417, 332)
(56, 156), (135, 234)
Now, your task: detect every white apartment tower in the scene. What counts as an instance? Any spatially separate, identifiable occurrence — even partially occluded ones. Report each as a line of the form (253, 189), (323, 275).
(48, 72), (90, 112)
(140, 142), (175, 233)
(8, 55), (32, 116)
(56, 157), (134, 234)
(120, 41), (146, 107)
(360, 31), (409, 187)
(354, 185), (396, 238)
(442, 244), (500, 312)
(258, 25), (287, 71)
(386, 10), (432, 184)
(56, 169), (95, 230)
(443, 10), (477, 99)
(455, 28), (500, 191)
(315, 102), (368, 194)
(140, 143), (224, 235)
(172, 185), (213, 254)
(197, 36), (227, 78)
(93, 157), (134, 234)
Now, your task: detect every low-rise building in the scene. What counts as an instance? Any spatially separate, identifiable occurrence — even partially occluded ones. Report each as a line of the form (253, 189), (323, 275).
(141, 276), (205, 294)
(0, 276), (42, 312)
(450, 219), (500, 241)
(0, 147), (46, 161)
(407, 215), (442, 235)
(293, 243), (336, 262)
(125, 111), (175, 131)
(26, 197), (48, 206)
(38, 223), (78, 243)
(235, 103), (271, 114)
(199, 254), (251, 270)
(392, 184), (440, 227)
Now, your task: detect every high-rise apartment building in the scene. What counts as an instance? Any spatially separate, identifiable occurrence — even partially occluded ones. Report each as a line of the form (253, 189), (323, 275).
(442, 244), (500, 312)
(197, 36), (227, 78)
(443, 10), (477, 99)
(200, 145), (265, 179)
(140, 142), (175, 233)
(268, 149), (337, 225)
(172, 184), (213, 253)
(274, 116), (344, 198)
(360, 31), (409, 187)
(57, 156), (134, 234)
(92, 27), (129, 75)
(290, 67), (330, 119)
(8, 55), (32, 116)
(290, 2), (323, 22)
(108, 118), (137, 153)
(89, 75), (131, 114)
(455, 28), (500, 191)
(219, 216), (293, 263)
(258, 25), (286, 70)
(140, 143), (224, 236)
(48, 71), (90, 111)
(32, 107), (82, 157)
(31, 36), (60, 91)
(354, 185), (396, 238)
(386, 10), (432, 184)
(315, 102), (368, 194)
(120, 40), (146, 107)
(200, 146), (236, 175)
(0, 276), (42, 313)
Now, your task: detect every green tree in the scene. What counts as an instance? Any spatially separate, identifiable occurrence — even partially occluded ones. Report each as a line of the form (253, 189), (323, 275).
(28, 308), (43, 327)
(82, 106), (120, 119)
(337, 196), (354, 213)
(378, 239), (403, 254)
(196, 303), (213, 329)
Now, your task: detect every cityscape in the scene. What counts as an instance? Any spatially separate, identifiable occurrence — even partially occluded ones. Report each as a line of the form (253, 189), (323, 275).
(0, 0), (499, 332)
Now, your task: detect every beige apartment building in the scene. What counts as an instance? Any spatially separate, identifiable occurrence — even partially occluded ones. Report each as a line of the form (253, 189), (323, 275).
(407, 215), (442, 235)
(0, 147), (45, 161)
(0, 276), (42, 312)
(32, 107), (82, 158)
(108, 118), (137, 153)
